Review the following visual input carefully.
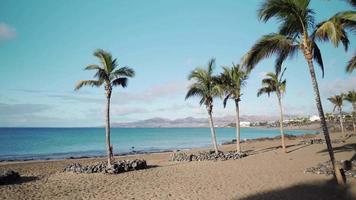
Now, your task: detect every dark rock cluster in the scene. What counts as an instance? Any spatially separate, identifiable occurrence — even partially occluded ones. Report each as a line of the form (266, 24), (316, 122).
(304, 160), (356, 178)
(63, 159), (147, 174)
(299, 138), (325, 145)
(108, 159), (147, 174)
(170, 151), (247, 162)
(63, 162), (107, 173)
(0, 170), (21, 184)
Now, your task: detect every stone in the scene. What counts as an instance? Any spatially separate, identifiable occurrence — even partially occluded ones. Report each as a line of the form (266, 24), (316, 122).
(0, 170), (21, 184)
(170, 151), (248, 162)
(341, 160), (352, 171)
(63, 159), (147, 174)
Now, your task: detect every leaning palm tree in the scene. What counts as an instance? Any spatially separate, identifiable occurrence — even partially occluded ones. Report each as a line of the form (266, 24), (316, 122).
(75, 49), (135, 166)
(241, 0), (347, 183)
(257, 68), (287, 153)
(345, 90), (356, 132)
(218, 63), (248, 153)
(328, 94), (346, 135)
(185, 58), (222, 153)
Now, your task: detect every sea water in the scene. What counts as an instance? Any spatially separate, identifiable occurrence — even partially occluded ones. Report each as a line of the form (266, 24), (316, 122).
(0, 127), (316, 161)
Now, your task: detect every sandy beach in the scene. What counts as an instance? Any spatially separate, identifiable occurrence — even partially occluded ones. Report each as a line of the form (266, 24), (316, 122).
(0, 131), (355, 200)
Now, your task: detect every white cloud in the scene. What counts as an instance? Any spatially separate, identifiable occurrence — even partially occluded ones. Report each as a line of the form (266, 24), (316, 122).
(0, 22), (16, 41)
(320, 76), (356, 97)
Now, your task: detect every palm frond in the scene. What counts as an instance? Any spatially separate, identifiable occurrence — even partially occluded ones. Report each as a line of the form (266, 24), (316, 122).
(186, 59), (220, 107)
(258, 0), (313, 34)
(75, 80), (102, 90)
(346, 54), (356, 73)
(207, 58), (216, 76)
(344, 0), (356, 8)
(223, 93), (231, 108)
(344, 90), (356, 103)
(328, 94), (344, 111)
(257, 87), (272, 97)
(313, 11), (355, 51)
(185, 86), (204, 100)
(111, 78), (128, 88)
(111, 67), (135, 80)
(258, 68), (286, 98)
(93, 49), (114, 73)
(76, 49), (134, 92)
(241, 33), (296, 71)
(311, 42), (325, 77)
(84, 64), (102, 71)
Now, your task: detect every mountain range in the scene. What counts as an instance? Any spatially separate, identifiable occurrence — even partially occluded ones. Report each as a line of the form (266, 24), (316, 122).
(112, 115), (299, 128)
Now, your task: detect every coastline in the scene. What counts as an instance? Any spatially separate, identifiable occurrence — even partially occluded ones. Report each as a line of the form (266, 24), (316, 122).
(1, 131), (355, 200)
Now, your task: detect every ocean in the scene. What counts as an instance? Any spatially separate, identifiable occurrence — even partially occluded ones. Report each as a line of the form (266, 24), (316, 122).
(0, 127), (316, 161)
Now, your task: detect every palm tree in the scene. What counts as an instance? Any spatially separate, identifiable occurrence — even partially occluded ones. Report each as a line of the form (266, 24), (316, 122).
(218, 63), (248, 153)
(328, 94), (346, 135)
(185, 58), (222, 153)
(345, 90), (356, 132)
(241, 0), (346, 182)
(75, 49), (135, 166)
(257, 68), (287, 153)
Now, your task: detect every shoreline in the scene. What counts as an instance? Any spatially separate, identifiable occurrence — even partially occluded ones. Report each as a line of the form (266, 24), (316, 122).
(0, 131), (319, 164)
(1, 131), (355, 200)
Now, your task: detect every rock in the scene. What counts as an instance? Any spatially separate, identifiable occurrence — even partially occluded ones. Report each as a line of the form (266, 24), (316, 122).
(300, 138), (325, 145)
(341, 160), (353, 171)
(0, 170), (21, 184)
(305, 160), (356, 178)
(63, 159), (148, 174)
(170, 151), (248, 162)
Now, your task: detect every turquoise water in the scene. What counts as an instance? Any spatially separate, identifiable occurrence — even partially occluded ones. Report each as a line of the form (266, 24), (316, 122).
(0, 128), (316, 161)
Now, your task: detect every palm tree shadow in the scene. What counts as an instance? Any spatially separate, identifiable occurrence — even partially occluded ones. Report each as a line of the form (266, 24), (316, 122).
(251, 144), (300, 155)
(318, 143), (356, 154)
(235, 179), (354, 200)
(287, 144), (312, 153)
(146, 165), (159, 169)
(0, 176), (39, 186)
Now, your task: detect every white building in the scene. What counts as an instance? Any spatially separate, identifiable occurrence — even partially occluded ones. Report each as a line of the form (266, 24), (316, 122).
(309, 115), (320, 122)
(240, 121), (251, 127)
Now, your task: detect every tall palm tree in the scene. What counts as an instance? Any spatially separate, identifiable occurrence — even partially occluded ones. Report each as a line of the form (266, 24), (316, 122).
(75, 49), (135, 166)
(328, 94), (346, 135)
(257, 68), (287, 153)
(345, 90), (356, 132)
(218, 63), (248, 153)
(185, 58), (222, 153)
(241, 0), (347, 182)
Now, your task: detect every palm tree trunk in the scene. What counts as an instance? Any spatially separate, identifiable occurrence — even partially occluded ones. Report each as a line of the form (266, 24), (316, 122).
(235, 99), (241, 153)
(277, 93), (286, 153)
(303, 48), (344, 184)
(207, 105), (219, 153)
(352, 103), (356, 133)
(339, 107), (345, 135)
(105, 88), (112, 167)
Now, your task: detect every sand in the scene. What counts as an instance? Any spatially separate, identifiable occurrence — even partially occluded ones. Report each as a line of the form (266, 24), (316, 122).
(1, 132), (355, 200)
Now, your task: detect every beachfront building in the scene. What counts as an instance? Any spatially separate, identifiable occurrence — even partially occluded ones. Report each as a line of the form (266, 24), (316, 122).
(309, 115), (321, 122)
(240, 121), (251, 127)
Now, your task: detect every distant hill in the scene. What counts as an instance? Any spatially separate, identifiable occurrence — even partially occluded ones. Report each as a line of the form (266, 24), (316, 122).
(112, 115), (299, 128)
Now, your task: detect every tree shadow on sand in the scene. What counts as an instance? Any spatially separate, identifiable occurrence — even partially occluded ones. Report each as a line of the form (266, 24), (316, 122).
(318, 143), (356, 154)
(250, 143), (308, 155)
(235, 179), (354, 200)
(0, 176), (39, 186)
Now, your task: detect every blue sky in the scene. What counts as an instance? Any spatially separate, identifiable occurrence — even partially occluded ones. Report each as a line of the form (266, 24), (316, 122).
(0, 0), (355, 127)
